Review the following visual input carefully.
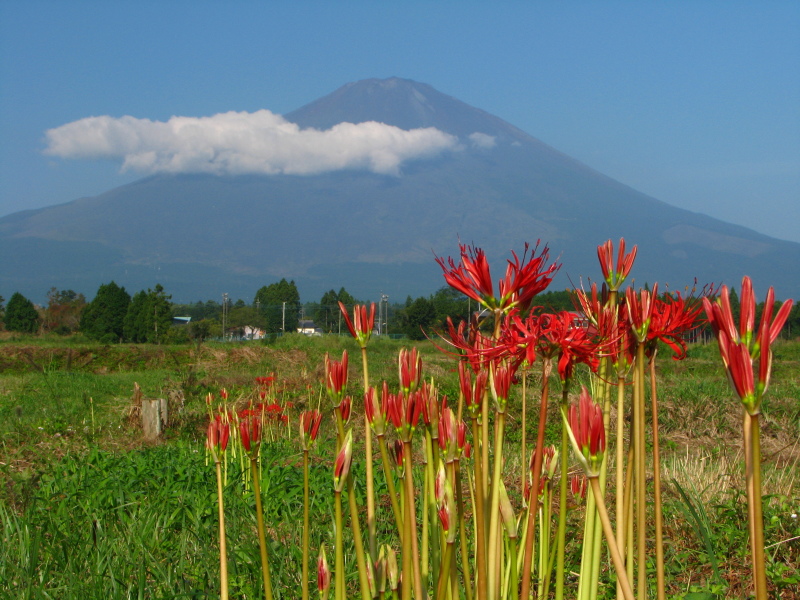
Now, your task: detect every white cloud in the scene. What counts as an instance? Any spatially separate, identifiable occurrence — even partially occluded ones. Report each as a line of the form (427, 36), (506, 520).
(469, 132), (496, 149)
(44, 110), (461, 176)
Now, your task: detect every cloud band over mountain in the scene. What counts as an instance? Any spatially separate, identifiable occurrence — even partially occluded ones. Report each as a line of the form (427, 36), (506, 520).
(44, 110), (460, 176)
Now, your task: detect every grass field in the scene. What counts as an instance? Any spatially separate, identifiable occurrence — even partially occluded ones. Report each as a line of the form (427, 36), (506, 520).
(1, 332), (798, 599)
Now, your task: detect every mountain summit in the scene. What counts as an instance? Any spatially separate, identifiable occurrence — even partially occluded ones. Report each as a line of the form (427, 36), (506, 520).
(2, 77), (798, 302)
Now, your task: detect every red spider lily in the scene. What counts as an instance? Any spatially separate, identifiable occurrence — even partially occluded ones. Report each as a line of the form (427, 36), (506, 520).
(317, 545), (330, 594)
(337, 395), (352, 425)
(504, 310), (602, 384)
(625, 284), (658, 343)
(364, 385), (389, 436)
(398, 347), (422, 393)
(418, 381), (442, 429)
(490, 362), (516, 410)
(597, 238), (637, 291)
(435, 242), (559, 313)
(324, 351), (348, 402)
(387, 389), (422, 442)
(339, 301), (376, 348)
(299, 409), (322, 449)
(239, 414), (262, 454)
(438, 405), (467, 462)
(220, 388), (229, 401)
(333, 430), (353, 493)
(435, 465), (457, 541)
(206, 415), (230, 455)
(526, 445), (558, 499)
(646, 290), (707, 360)
(567, 386), (605, 476)
(703, 277), (793, 413)
(391, 440), (404, 473)
(570, 474), (587, 502)
(458, 361), (488, 417)
(255, 375), (275, 388)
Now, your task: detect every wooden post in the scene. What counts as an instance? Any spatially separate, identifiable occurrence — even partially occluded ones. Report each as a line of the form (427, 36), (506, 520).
(142, 398), (168, 440)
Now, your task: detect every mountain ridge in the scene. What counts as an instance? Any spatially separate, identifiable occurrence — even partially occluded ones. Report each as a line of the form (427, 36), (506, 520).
(1, 77), (797, 303)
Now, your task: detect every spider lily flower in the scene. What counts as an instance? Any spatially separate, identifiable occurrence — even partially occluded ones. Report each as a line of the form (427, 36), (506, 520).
(435, 242), (559, 314)
(336, 395), (352, 425)
(418, 380), (441, 430)
(324, 351), (348, 403)
(646, 290), (707, 360)
(364, 385), (389, 436)
(490, 362), (515, 412)
(458, 361), (488, 417)
(339, 301), (376, 348)
(703, 277), (793, 413)
(570, 474), (587, 503)
(299, 409), (322, 450)
(566, 387), (605, 477)
(625, 284), (658, 343)
(526, 445), (558, 500)
(317, 544), (330, 599)
(220, 388), (229, 401)
(238, 414), (262, 455)
(388, 389), (422, 442)
(206, 415), (230, 459)
(438, 405), (467, 463)
(398, 347), (422, 393)
(333, 430), (353, 493)
(435, 462), (457, 543)
(597, 238), (637, 291)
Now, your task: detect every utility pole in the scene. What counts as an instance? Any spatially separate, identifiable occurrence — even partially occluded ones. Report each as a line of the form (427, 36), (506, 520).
(282, 301), (286, 334)
(381, 294), (389, 335)
(222, 293), (228, 341)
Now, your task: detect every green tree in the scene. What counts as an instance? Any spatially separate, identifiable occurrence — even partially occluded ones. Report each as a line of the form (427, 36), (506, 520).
(0, 294), (5, 328)
(124, 284), (173, 343)
(5, 292), (40, 333)
(403, 296), (437, 340)
(254, 279), (301, 334)
(80, 282), (131, 342)
(314, 287), (358, 332)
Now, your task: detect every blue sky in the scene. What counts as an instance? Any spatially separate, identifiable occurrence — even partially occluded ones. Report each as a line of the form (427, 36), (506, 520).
(1, 1), (798, 242)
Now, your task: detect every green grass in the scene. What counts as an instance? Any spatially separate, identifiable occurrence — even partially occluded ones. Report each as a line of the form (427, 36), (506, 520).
(1, 334), (798, 598)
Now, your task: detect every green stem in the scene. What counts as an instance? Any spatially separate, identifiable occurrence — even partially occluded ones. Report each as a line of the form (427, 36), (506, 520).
(555, 399), (569, 600)
(749, 412), (769, 600)
(471, 415), (487, 599)
(361, 347), (378, 565)
(335, 491), (345, 600)
(648, 356), (665, 600)
(589, 477), (635, 600)
(302, 450), (311, 600)
(615, 377), (627, 600)
(436, 542), (454, 600)
(251, 457), (274, 600)
(454, 459), (474, 600)
(346, 477), (372, 600)
(378, 435), (404, 536)
(402, 440), (424, 600)
(520, 358), (552, 600)
(634, 343), (647, 598)
(215, 459), (229, 600)
(486, 410), (507, 600)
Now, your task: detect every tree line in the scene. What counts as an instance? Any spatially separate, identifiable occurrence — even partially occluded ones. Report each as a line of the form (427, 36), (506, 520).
(2, 282), (798, 343)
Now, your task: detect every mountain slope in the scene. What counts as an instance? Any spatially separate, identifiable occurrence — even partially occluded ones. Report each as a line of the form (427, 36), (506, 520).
(1, 77), (797, 303)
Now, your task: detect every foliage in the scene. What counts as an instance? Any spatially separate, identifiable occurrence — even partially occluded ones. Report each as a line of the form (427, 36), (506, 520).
(43, 288), (86, 334)
(314, 287), (357, 332)
(255, 279), (302, 334)
(80, 281), (131, 343)
(123, 284), (173, 344)
(5, 291), (41, 333)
